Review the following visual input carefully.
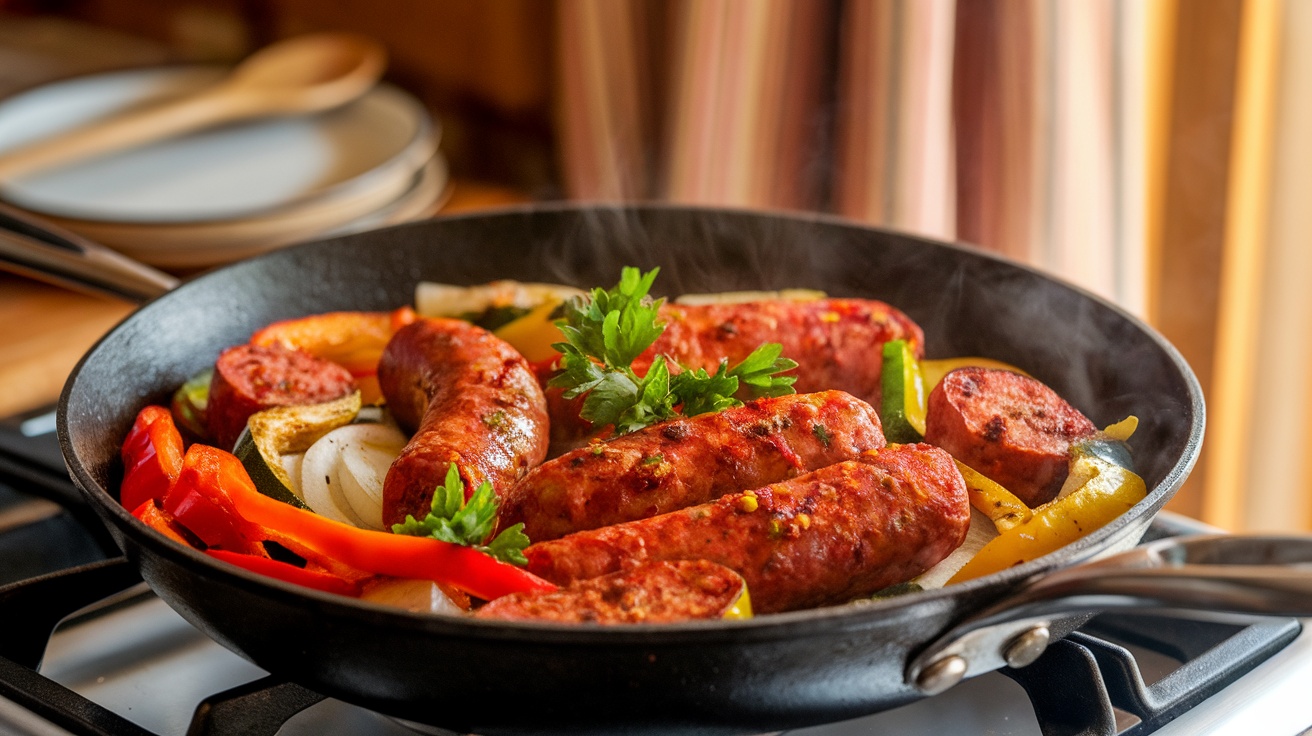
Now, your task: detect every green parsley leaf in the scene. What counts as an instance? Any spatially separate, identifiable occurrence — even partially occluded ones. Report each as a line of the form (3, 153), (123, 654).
(391, 465), (530, 565)
(729, 343), (799, 397)
(669, 360), (740, 417)
(549, 267), (799, 435)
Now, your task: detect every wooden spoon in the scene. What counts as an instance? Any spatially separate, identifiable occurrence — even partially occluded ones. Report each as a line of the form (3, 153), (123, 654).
(0, 33), (387, 181)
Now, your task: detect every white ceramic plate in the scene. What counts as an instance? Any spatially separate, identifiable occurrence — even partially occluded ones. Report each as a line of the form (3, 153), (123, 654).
(0, 66), (437, 223)
(46, 153), (450, 269)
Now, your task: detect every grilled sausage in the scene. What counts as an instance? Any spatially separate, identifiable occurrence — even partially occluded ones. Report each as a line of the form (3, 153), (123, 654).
(475, 560), (748, 624)
(379, 318), (549, 526)
(542, 298), (923, 452)
(207, 343), (355, 450)
(923, 367), (1097, 507)
(523, 443), (970, 613)
(649, 298), (924, 406)
(500, 390), (886, 541)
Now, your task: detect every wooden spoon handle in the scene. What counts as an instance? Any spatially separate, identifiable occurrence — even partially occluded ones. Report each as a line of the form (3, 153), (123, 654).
(0, 86), (250, 181)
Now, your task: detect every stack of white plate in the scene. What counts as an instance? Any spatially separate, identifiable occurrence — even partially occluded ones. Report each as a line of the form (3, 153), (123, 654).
(0, 66), (447, 269)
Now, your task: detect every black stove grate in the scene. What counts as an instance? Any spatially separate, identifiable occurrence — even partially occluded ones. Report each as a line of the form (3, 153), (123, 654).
(1003, 616), (1300, 736)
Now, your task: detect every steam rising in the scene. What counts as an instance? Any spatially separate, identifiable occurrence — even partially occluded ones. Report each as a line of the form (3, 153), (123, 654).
(501, 205), (1197, 493)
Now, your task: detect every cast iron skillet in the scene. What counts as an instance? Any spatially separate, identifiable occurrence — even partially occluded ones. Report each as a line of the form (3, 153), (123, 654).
(58, 204), (1203, 734)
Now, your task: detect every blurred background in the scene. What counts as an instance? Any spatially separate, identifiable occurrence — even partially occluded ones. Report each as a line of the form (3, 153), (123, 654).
(0, 0), (1307, 533)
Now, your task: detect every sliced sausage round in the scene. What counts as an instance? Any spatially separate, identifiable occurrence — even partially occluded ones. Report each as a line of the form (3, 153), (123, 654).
(207, 343), (355, 450)
(923, 367), (1097, 507)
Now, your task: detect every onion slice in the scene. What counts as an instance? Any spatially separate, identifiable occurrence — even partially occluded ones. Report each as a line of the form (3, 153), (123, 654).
(914, 509), (999, 590)
(299, 421), (406, 530)
(299, 432), (364, 527)
(335, 423), (408, 529)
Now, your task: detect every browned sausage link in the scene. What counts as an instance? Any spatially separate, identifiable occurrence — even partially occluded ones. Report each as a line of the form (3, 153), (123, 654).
(542, 298), (924, 454)
(379, 318), (549, 526)
(475, 560), (747, 624)
(649, 298), (925, 407)
(207, 343), (355, 450)
(524, 443), (970, 614)
(500, 390), (886, 542)
(923, 367), (1097, 507)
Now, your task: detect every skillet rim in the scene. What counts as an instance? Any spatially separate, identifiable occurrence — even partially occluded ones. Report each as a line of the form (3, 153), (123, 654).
(57, 201), (1204, 644)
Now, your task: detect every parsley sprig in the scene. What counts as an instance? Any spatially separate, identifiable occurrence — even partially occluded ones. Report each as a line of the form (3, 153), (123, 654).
(391, 465), (530, 565)
(549, 267), (798, 435)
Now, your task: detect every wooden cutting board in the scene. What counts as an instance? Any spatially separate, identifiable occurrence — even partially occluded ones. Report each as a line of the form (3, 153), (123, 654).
(0, 181), (529, 418)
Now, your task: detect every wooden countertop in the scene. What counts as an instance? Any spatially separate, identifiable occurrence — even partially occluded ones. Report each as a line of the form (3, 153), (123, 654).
(0, 181), (532, 418)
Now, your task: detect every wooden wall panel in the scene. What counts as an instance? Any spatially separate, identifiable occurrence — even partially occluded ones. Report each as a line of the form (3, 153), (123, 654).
(1151, 0), (1242, 520)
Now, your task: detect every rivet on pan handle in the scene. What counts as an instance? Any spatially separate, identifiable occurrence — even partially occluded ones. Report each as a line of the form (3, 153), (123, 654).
(906, 533), (1312, 694)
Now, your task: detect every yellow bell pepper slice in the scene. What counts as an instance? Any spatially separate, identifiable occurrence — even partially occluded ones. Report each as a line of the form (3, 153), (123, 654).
(494, 300), (566, 363)
(946, 454), (1147, 584)
(722, 585), (754, 620)
(919, 357), (1030, 396)
(1102, 415), (1139, 442)
(954, 460), (1032, 532)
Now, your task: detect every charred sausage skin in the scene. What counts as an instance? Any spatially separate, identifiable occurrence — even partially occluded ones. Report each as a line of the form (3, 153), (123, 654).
(923, 367), (1097, 507)
(379, 318), (549, 526)
(207, 343), (355, 450)
(500, 390), (886, 541)
(475, 560), (747, 624)
(523, 443), (969, 614)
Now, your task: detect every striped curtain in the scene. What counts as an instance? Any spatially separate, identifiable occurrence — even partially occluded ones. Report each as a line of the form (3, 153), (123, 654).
(554, 0), (1145, 314)
(553, 0), (1312, 532)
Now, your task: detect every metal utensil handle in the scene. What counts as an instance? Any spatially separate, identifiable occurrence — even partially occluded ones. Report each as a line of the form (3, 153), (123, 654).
(0, 203), (177, 303)
(907, 533), (1312, 695)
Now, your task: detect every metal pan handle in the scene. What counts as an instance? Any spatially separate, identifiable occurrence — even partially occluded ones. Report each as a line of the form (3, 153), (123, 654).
(0, 202), (177, 303)
(907, 533), (1312, 694)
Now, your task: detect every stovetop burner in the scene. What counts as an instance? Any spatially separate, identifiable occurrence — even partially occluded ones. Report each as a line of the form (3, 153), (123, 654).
(0, 408), (1306, 736)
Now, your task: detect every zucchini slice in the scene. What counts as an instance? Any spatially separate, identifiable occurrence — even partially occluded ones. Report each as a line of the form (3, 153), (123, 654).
(880, 339), (926, 443)
(233, 391), (363, 508)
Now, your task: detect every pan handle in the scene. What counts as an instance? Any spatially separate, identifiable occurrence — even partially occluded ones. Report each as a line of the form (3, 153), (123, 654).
(906, 533), (1312, 695)
(0, 202), (177, 303)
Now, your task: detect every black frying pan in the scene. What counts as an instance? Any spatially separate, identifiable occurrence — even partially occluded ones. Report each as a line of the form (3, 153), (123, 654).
(46, 203), (1216, 734)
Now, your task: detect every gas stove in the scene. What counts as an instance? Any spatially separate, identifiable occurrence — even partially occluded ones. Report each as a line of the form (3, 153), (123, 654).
(2, 406), (1310, 736)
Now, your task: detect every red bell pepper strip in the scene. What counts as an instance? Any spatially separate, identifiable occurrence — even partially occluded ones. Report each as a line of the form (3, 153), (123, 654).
(120, 406), (185, 512)
(167, 444), (556, 601)
(206, 549), (362, 597)
(131, 499), (194, 546)
(162, 446), (268, 555)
